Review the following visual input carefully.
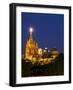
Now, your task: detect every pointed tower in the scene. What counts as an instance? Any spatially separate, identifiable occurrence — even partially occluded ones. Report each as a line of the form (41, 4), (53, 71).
(25, 27), (38, 60)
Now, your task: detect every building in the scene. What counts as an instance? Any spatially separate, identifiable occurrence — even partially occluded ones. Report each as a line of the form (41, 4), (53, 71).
(25, 27), (38, 60)
(24, 27), (60, 64)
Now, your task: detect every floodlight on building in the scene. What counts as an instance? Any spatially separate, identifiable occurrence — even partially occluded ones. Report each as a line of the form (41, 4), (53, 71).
(43, 50), (46, 52)
(38, 48), (43, 55)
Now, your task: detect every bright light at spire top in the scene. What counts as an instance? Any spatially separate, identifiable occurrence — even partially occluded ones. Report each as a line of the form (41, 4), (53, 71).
(29, 27), (33, 32)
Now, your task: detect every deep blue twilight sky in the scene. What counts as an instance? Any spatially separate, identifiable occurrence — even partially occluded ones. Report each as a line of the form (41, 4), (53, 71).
(22, 12), (64, 54)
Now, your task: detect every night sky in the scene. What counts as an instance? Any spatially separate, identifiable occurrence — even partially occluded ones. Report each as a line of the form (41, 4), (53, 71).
(22, 12), (64, 55)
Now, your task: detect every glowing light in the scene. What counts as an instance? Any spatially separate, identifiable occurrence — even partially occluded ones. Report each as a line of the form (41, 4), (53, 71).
(45, 48), (47, 49)
(29, 27), (33, 32)
(43, 50), (46, 52)
(38, 48), (43, 55)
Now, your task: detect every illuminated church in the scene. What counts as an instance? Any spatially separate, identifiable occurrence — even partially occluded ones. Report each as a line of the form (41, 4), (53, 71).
(24, 27), (60, 64)
(25, 27), (38, 60)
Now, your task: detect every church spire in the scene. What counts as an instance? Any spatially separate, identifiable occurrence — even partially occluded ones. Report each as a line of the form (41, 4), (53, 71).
(29, 27), (33, 40)
(25, 27), (38, 60)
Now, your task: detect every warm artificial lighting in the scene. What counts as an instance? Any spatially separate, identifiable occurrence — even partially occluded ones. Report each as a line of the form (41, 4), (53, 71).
(43, 50), (46, 52)
(38, 48), (43, 55)
(48, 50), (50, 52)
